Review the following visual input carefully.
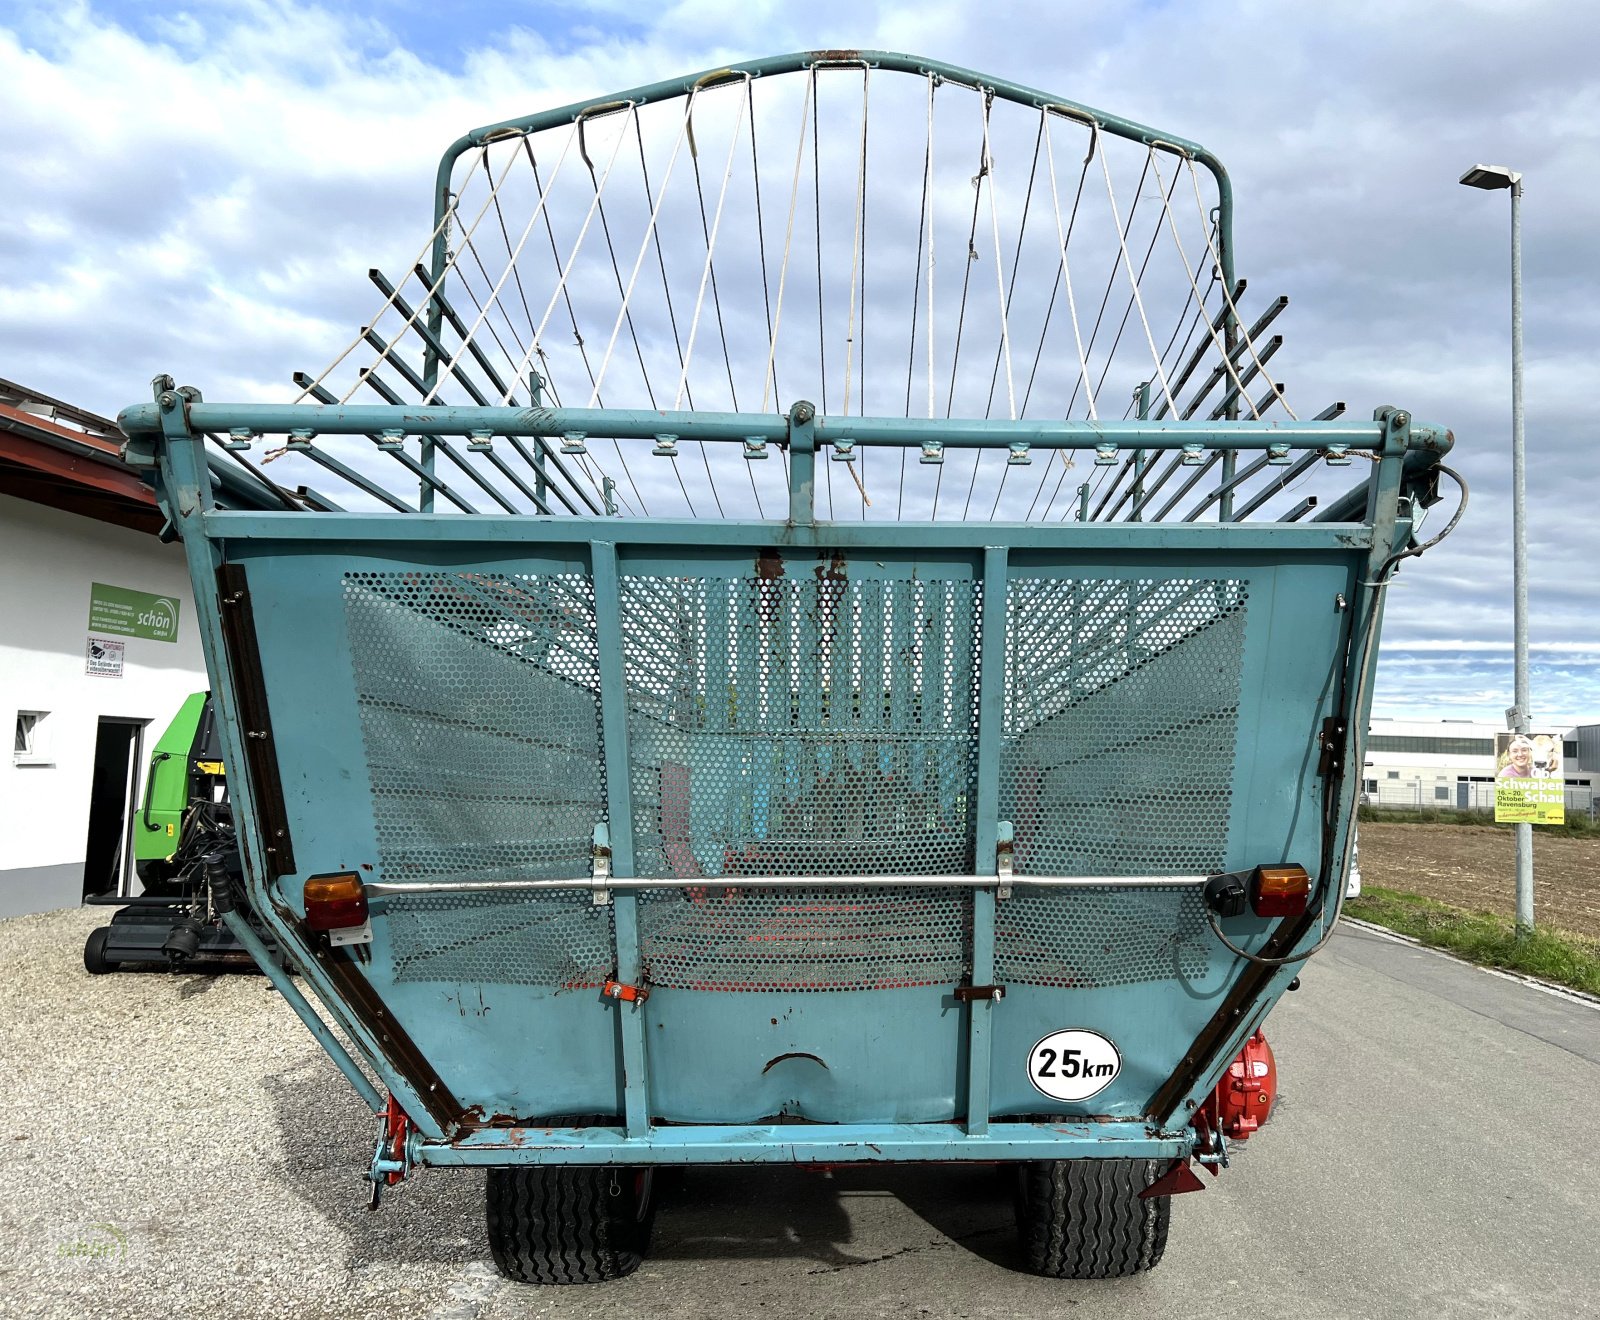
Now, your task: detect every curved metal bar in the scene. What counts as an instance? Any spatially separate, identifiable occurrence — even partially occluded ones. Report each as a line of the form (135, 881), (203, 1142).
(427, 51), (1236, 306)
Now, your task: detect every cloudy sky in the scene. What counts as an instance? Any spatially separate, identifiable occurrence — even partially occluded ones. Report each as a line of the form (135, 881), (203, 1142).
(3, 0), (1596, 726)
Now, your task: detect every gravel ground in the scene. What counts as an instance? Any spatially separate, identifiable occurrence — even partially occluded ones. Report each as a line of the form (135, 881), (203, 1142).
(0, 907), (486, 1320)
(8, 904), (1596, 1319)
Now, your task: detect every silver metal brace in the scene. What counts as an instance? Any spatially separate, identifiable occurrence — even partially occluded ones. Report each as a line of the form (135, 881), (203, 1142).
(591, 822), (613, 906)
(996, 820), (1015, 900)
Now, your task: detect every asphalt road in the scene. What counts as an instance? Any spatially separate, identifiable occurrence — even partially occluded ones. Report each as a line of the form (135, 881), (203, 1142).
(3, 908), (1597, 1319)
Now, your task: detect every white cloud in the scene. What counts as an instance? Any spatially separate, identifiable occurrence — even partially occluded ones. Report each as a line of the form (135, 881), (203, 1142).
(3, 0), (1598, 721)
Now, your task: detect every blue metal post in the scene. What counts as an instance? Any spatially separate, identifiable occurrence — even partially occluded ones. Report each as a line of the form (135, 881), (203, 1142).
(591, 540), (652, 1137)
(149, 380), (447, 1139)
(788, 401), (817, 523)
(965, 545), (1009, 1134)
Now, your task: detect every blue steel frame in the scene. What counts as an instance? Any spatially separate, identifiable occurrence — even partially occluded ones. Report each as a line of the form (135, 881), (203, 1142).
(116, 50), (1451, 1172)
(121, 382), (1444, 1168)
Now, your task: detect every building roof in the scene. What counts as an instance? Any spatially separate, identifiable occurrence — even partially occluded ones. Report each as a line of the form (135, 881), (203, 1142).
(0, 376), (295, 533)
(0, 376), (162, 533)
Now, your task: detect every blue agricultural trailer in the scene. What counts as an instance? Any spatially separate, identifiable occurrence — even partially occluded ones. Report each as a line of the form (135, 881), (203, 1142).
(119, 52), (1460, 1282)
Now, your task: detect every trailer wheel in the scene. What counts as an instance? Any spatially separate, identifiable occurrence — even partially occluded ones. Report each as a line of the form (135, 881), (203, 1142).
(83, 927), (118, 975)
(1015, 1158), (1169, 1279)
(486, 1158), (655, 1284)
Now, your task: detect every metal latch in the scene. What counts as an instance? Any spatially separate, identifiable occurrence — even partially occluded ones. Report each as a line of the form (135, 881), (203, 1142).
(1317, 717), (1348, 778)
(602, 979), (650, 1004)
(996, 819), (1014, 899)
(591, 822), (612, 906)
(954, 985), (1006, 1003)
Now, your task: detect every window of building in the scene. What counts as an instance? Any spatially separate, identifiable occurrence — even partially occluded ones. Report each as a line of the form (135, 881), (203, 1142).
(1386, 770), (1400, 780)
(1434, 787), (1450, 800)
(1565, 741), (1579, 759)
(1363, 779), (1378, 794)
(1366, 734), (1496, 757)
(13, 711), (52, 766)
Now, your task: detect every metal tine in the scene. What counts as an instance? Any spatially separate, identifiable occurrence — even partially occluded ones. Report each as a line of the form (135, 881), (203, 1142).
(360, 287), (598, 516)
(1126, 297), (1288, 516)
(1101, 450), (1157, 521)
(356, 364), (519, 514)
(1280, 495), (1319, 522)
(1153, 286), (1287, 423)
(1181, 451), (1274, 523)
(292, 373), (477, 514)
(200, 432), (307, 511)
(1116, 446), (1187, 521)
(294, 487), (346, 512)
(1172, 394), (1336, 524)
(1151, 279), (1248, 421)
(1091, 452), (1138, 520)
(356, 330), (553, 511)
(1175, 323), (1278, 421)
(411, 262), (516, 401)
(1149, 450), (1221, 522)
(1205, 337), (1283, 420)
(1246, 381), (1286, 420)
(367, 268), (491, 405)
(1231, 450), (1320, 521)
(1173, 294), (1286, 420)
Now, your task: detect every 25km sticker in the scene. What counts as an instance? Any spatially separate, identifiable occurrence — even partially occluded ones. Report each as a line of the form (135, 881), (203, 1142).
(1027, 1029), (1122, 1102)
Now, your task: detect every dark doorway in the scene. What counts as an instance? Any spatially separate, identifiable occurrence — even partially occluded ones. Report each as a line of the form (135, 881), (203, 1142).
(82, 718), (145, 901)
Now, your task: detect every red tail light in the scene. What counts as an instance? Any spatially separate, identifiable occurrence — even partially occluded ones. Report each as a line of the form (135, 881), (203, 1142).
(304, 873), (369, 931)
(1251, 864), (1310, 917)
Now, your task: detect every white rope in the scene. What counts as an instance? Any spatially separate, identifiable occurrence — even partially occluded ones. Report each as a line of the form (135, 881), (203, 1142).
(1043, 111), (1098, 420)
(760, 70), (816, 412)
(587, 93), (698, 407)
(839, 66), (873, 509)
(337, 142), (532, 404)
(1146, 147), (1260, 419)
(439, 119), (592, 400)
(842, 69), (869, 417)
(675, 78), (752, 410)
(291, 153), (478, 404)
(1183, 156), (1298, 421)
(1096, 140), (1178, 416)
(982, 96), (1017, 420)
(493, 107), (630, 403)
(925, 74), (936, 420)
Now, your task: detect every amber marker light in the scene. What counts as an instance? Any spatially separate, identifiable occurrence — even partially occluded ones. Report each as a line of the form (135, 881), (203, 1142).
(304, 873), (369, 931)
(1251, 864), (1311, 918)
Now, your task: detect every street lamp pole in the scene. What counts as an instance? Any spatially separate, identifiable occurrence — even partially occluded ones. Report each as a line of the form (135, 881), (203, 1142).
(1460, 163), (1532, 936)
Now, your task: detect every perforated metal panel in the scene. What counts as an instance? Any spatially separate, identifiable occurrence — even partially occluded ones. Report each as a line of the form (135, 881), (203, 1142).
(995, 886), (1211, 988)
(343, 570), (606, 884)
(640, 886), (969, 991)
(1001, 577), (1247, 875)
(384, 890), (614, 987)
(620, 574), (980, 880)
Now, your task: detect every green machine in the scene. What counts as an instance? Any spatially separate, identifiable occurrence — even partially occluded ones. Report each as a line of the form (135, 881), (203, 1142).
(132, 691), (225, 893)
(84, 693), (272, 973)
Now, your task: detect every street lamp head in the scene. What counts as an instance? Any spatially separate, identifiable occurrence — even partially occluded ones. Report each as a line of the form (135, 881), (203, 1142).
(1460, 164), (1522, 190)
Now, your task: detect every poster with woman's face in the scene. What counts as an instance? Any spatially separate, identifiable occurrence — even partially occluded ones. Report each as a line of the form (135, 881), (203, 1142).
(1494, 733), (1565, 824)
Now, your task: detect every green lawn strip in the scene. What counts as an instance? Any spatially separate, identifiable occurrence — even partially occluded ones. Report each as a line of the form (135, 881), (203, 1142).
(1345, 886), (1600, 997)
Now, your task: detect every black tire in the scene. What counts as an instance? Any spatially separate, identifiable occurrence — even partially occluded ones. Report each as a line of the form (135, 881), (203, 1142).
(486, 1161), (655, 1284)
(1015, 1158), (1170, 1279)
(83, 927), (119, 975)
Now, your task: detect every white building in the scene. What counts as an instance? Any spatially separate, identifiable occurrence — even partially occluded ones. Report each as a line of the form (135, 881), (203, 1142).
(1362, 716), (1594, 814)
(0, 380), (212, 917)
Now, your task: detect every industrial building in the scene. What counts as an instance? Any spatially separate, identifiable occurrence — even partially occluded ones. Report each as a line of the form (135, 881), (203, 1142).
(1363, 716), (1596, 814)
